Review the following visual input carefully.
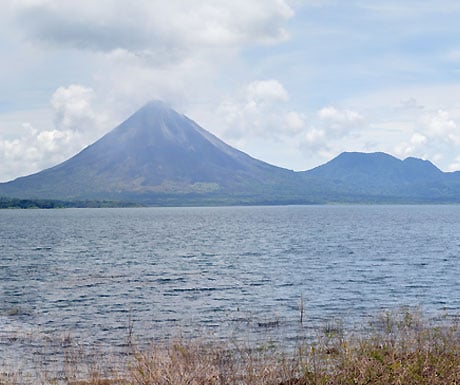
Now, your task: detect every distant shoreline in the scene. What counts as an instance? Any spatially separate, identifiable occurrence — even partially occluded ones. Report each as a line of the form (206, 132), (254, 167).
(2, 196), (460, 209)
(0, 197), (142, 209)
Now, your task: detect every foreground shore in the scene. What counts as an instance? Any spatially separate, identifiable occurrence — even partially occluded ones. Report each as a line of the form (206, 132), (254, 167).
(1, 311), (459, 385)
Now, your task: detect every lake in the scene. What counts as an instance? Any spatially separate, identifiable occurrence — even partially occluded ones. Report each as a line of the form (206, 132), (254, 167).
(1, 205), (459, 369)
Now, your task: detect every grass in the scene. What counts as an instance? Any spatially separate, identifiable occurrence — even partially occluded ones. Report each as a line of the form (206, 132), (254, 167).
(1, 310), (459, 385)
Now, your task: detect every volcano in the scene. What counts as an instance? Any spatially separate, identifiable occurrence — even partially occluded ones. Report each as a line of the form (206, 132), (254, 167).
(0, 101), (298, 204)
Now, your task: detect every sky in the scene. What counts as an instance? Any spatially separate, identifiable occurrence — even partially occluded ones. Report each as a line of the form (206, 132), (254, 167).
(1, 0), (460, 182)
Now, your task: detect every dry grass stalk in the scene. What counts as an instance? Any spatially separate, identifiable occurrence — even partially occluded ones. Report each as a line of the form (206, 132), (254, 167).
(1, 311), (459, 385)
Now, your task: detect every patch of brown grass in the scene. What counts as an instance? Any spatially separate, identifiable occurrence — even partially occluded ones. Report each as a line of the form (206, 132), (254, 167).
(2, 311), (459, 385)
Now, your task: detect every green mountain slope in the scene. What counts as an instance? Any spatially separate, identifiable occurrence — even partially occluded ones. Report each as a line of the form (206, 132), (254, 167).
(301, 152), (459, 202)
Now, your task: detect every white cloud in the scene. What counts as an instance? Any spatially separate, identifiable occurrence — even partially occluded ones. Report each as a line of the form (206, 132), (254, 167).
(195, 96), (371, 171)
(447, 156), (460, 172)
(410, 132), (427, 146)
(421, 109), (459, 143)
(341, 84), (460, 170)
(0, 84), (113, 181)
(317, 106), (365, 132)
(210, 79), (293, 139)
(11, 0), (293, 55)
(51, 84), (99, 132)
(246, 79), (289, 103)
(288, 105), (366, 162)
(285, 111), (306, 133)
(303, 127), (326, 147)
(185, 78), (319, 170)
(392, 109), (460, 167)
(394, 132), (428, 157)
(0, 122), (79, 181)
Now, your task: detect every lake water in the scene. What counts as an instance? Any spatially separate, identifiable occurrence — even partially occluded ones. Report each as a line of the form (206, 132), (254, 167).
(1, 205), (459, 369)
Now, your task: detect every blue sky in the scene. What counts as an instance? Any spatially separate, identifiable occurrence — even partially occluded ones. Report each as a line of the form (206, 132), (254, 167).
(1, 1), (460, 182)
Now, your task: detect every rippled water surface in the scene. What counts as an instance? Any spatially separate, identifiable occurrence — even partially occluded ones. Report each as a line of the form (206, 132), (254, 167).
(1, 205), (459, 367)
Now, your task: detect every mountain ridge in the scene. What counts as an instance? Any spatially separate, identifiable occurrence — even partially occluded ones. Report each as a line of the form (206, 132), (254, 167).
(1, 101), (460, 205)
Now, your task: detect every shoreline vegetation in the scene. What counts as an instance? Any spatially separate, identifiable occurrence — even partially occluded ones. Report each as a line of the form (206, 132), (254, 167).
(3, 196), (460, 209)
(0, 197), (142, 209)
(1, 311), (459, 385)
